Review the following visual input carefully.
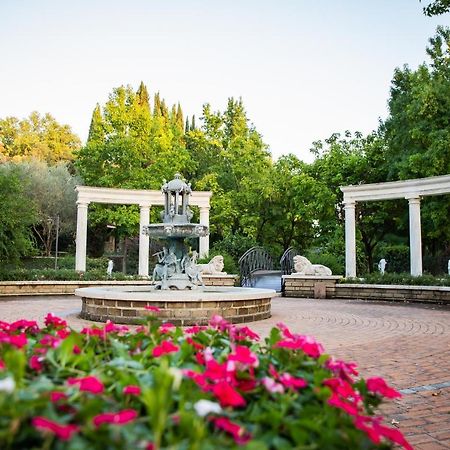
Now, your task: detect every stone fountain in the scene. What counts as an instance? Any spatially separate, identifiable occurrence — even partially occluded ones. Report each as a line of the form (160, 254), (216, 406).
(144, 174), (207, 290)
(76, 175), (276, 325)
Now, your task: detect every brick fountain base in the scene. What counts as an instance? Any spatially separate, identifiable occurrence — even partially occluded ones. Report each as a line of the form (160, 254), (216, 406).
(76, 286), (276, 326)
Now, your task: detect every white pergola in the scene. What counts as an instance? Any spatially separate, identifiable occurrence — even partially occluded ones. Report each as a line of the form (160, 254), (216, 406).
(341, 174), (450, 278)
(75, 186), (212, 276)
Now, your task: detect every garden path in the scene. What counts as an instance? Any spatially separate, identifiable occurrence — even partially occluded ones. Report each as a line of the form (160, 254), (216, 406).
(0, 295), (449, 449)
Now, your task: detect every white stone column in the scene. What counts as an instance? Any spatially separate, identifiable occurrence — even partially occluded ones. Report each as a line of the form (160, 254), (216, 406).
(138, 204), (150, 277)
(344, 201), (357, 278)
(75, 201), (89, 272)
(407, 196), (422, 276)
(199, 206), (210, 258)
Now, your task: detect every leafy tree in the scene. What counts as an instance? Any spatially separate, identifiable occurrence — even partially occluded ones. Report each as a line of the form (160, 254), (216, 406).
(14, 160), (79, 256)
(383, 26), (450, 268)
(421, 0), (450, 16)
(0, 165), (37, 262)
(0, 112), (81, 164)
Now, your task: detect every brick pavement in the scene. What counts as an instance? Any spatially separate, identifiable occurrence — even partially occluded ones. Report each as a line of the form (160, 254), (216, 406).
(0, 295), (449, 449)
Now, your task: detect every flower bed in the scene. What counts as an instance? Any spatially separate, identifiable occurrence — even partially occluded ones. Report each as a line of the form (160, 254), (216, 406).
(0, 311), (411, 449)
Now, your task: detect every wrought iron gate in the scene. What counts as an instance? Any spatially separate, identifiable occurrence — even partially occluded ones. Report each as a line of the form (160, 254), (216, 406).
(238, 247), (274, 287)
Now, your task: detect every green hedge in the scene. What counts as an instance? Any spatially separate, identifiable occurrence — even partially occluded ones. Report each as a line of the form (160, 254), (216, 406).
(342, 272), (450, 286)
(0, 269), (140, 282)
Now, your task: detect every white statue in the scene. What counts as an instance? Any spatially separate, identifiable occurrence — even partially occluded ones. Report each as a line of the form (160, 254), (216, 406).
(107, 259), (114, 277)
(448, 259), (450, 275)
(196, 255), (226, 275)
(293, 255), (332, 276)
(378, 258), (387, 275)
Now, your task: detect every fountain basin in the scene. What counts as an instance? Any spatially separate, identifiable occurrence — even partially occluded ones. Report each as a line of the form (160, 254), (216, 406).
(76, 286), (276, 325)
(143, 223), (208, 239)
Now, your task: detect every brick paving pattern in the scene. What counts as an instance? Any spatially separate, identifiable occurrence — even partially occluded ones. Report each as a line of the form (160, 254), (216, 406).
(0, 295), (449, 449)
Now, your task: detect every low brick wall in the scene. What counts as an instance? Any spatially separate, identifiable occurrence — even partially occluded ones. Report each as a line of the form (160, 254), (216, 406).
(77, 286), (273, 325)
(336, 284), (450, 304)
(283, 275), (342, 299)
(0, 275), (237, 297)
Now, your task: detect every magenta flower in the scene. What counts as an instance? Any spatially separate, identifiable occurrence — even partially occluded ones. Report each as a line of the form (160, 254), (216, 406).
(212, 381), (246, 407)
(49, 391), (68, 403)
(9, 319), (39, 333)
(123, 385), (141, 396)
(32, 416), (79, 441)
(0, 359), (5, 371)
(325, 358), (359, 382)
(213, 417), (251, 445)
(93, 409), (138, 427)
(228, 345), (259, 368)
(159, 323), (175, 334)
(185, 325), (208, 334)
(366, 377), (402, 399)
(67, 376), (104, 394)
(276, 334), (324, 358)
(152, 340), (179, 357)
(144, 305), (161, 312)
(44, 313), (67, 328)
(231, 326), (260, 341)
(29, 355), (44, 372)
(0, 331), (27, 348)
(279, 373), (308, 390)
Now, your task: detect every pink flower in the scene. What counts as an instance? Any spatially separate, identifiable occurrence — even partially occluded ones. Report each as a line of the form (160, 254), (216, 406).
(56, 329), (70, 339)
(212, 381), (246, 407)
(209, 315), (231, 331)
(185, 325), (208, 334)
(29, 355), (44, 372)
(45, 313), (67, 328)
(67, 376), (104, 394)
(10, 319), (39, 333)
(262, 377), (285, 394)
(232, 326), (260, 341)
(73, 345), (81, 354)
(104, 320), (129, 334)
(279, 373), (308, 390)
(366, 377), (401, 399)
(39, 334), (61, 348)
(228, 345), (259, 368)
(0, 331), (27, 348)
(186, 336), (204, 350)
(374, 423), (413, 450)
(144, 305), (161, 312)
(328, 392), (360, 416)
(0, 359), (5, 371)
(276, 334), (324, 358)
(182, 369), (210, 389)
(50, 391), (68, 403)
(32, 416), (79, 441)
(159, 323), (175, 334)
(123, 385), (141, 396)
(93, 409), (138, 427)
(152, 340), (179, 357)
(325, 358), (359, 382)
(276, 322), (294, 339)
(213, 417), (251, 445)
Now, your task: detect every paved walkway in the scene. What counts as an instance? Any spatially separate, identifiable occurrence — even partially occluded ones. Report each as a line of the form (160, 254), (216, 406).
(0, 295), (449, 449)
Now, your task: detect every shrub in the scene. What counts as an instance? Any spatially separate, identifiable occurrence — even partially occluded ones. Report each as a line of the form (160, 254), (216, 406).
(306, 252), (344, 275)
(373, 245), (409, 274)
(0, 313), (411, 449)
(0, 269), (139, 282)
(342, 272), (450, 286)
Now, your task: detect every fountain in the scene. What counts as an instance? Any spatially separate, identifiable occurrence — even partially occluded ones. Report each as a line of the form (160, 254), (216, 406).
(76, 175), (276, 325)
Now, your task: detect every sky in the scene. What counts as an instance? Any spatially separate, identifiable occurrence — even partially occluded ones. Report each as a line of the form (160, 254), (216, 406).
(0, 1), (446, 162)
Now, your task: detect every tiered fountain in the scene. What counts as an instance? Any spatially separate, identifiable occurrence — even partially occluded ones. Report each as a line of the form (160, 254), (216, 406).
(76, 175), (276, 325)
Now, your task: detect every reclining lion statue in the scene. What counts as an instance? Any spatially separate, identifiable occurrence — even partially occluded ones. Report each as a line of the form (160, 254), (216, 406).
(196, 255), (226, 275)
(293, 255), (332, 276)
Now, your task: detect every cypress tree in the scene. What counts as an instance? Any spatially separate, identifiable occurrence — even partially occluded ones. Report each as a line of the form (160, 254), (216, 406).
(136, 81), (150, 113)
(176, 103), (184, 132)
(87, 104), (104, 144)
(153, 93), (161, 117)
(185, 116), (190, 133)
(191, 115), (196, 130)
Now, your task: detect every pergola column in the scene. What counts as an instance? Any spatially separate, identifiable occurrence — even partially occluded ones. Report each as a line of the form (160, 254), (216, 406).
(75, 201), (89, 272)
(344, 201), (357, 278)
(138, 204), (151, 277)
(407, 196), (422, 276)
(199, 206), (210, 258)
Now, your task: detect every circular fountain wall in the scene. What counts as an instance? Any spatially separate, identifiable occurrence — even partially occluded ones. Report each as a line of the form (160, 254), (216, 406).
(76, 286), (275, 325)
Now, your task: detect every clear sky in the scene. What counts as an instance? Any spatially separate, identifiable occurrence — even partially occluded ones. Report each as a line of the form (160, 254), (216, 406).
(0, 1), (446, 162)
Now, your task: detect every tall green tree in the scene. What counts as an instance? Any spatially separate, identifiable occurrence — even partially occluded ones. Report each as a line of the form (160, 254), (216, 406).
(0, 165), (37, 263)
(421, 0), (450, 16)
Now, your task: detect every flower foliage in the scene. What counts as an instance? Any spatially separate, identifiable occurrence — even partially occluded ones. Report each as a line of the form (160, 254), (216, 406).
(0, 313), (411, 449)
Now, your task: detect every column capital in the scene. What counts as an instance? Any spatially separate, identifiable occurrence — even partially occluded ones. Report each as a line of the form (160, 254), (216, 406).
(199, 205), (210, 211)
(76, 201), (90, 207)
(139, 203), (151, 209)
(405, 195), (421, 203)
(343, 200), (356, 209)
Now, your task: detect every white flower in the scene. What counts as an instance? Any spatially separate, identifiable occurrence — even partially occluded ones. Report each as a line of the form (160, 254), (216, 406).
(194, 399), (222, 417)
(0, 376), (15, 393)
